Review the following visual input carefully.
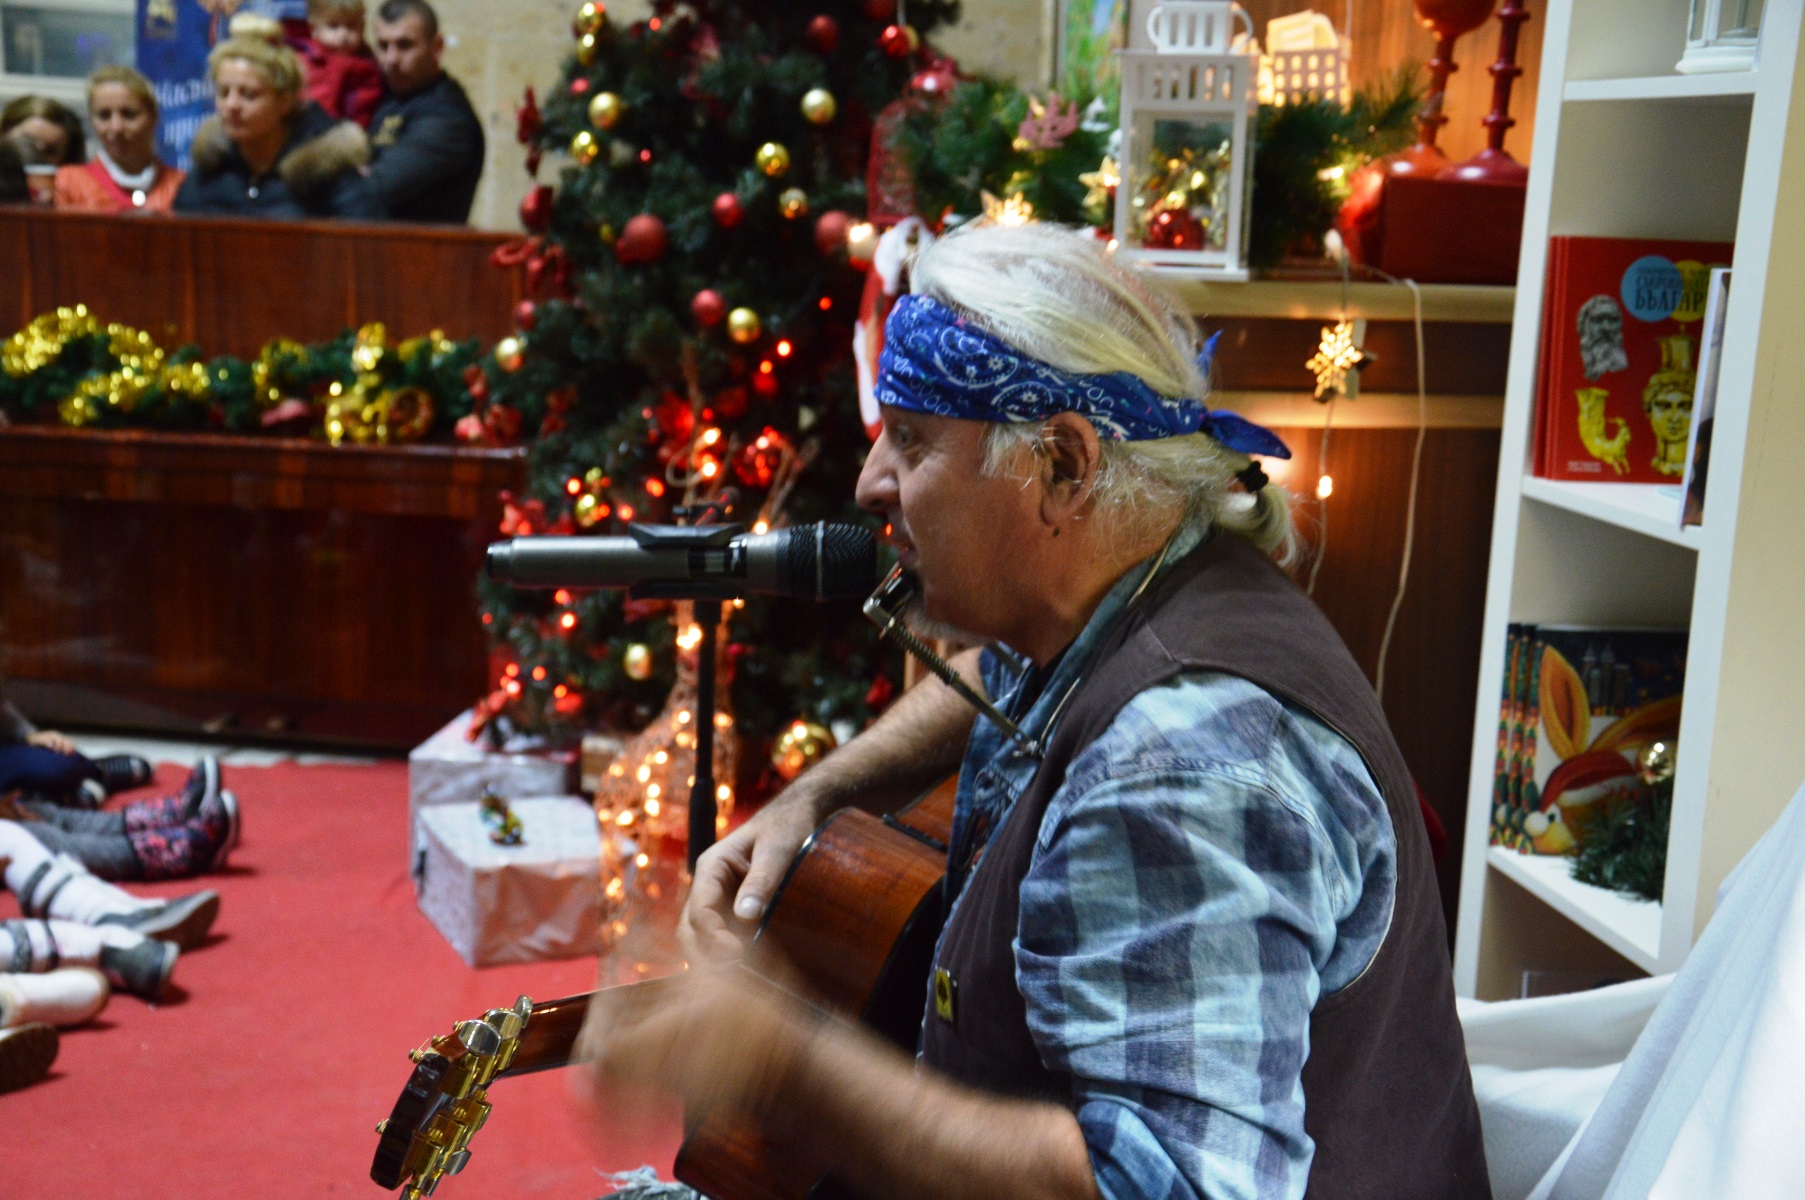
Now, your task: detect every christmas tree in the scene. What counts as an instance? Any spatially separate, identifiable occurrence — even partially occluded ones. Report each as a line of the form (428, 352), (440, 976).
(469, 0), (957, 762)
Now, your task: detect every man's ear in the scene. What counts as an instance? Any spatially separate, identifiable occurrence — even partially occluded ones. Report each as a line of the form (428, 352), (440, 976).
(1037, 413), (1101, 526)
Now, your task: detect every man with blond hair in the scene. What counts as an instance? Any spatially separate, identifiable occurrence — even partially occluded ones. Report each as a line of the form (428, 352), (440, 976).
(577, 224), (1490, 1200)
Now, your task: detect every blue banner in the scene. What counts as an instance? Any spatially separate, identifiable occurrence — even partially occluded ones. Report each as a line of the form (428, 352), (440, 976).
(136, 0), (307, 171)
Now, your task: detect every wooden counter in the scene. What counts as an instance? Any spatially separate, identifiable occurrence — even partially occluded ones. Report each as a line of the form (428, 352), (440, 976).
(0, 426), (525, 748)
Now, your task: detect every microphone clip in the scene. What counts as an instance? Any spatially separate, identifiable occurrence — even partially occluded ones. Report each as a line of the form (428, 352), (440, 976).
(623, 522), (745, 601)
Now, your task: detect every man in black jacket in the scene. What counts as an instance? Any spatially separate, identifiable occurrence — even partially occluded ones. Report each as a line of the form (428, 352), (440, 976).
(367, 0), (484, 223)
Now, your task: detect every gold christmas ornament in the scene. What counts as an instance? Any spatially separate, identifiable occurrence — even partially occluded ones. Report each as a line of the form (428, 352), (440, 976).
(754, 141), (791, 177)
(1639, 740), (1676, 785)
(622, 642), (654, 681)
(570, 129), (600, 165)
(574, 492), (602, 526)
(800, 87), (837, 125)
(771, 719), (836, 782)
(778, 187), (809, 219)
(572, 1), (606, 37)
(598, 222), (617, 245)
(726, 307), (762, 344)
(587, 90), (624, 130)
(576, 31), (600, 65)
(322, 380), (435, 446)
(493, 336), (526, 372)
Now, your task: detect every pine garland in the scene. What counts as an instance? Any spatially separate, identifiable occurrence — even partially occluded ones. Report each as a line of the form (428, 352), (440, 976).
(1570, 778), (1671, 902)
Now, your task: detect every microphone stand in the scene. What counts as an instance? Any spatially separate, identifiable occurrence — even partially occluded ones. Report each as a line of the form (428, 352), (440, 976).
(622, 513), (738, 871)
(688, 596), (721, 871)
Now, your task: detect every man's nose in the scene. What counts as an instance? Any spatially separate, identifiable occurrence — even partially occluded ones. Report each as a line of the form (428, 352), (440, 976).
(853, 433), (897, 514)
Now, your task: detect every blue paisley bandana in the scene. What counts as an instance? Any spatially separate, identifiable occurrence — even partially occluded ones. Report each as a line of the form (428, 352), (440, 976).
(875, 295), (1291, 456)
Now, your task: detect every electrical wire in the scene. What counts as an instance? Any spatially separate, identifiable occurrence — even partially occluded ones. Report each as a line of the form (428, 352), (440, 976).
(1373, 277), (1428, 703)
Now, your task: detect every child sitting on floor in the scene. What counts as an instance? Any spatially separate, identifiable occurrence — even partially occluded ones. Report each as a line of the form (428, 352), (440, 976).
(293, 0), (384, 127)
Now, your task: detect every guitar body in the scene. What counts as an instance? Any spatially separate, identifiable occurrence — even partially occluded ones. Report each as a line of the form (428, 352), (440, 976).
(373, 780), (956, 1200)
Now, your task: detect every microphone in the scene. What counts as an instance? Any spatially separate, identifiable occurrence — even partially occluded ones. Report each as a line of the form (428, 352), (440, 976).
(485, 521), (878, 601)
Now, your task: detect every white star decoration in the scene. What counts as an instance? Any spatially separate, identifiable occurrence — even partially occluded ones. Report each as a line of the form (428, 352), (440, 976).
(1306, 319), (1368, 400)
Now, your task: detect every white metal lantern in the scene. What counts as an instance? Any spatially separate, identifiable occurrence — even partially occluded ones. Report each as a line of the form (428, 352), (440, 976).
(1677, 0), (1764, 74)
(1113, 2), (1259, 279)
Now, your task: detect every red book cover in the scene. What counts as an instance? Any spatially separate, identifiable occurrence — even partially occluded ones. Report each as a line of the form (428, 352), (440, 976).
(1533, 240), (1569, 477)
(1535, 237), (1733, 482)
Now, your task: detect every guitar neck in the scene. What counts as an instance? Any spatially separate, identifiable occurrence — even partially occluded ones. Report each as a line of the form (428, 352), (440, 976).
(498, 990), (593, 1077)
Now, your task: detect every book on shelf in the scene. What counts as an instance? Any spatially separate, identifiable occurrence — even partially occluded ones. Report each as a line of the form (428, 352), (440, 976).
(1680, 267), (1731, 528)
(1490, 624), (1687, 858)
(1534, 237), (1733, 484)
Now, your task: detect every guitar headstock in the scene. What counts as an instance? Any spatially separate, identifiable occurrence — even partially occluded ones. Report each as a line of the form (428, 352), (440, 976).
(371, 996), (534, 1198)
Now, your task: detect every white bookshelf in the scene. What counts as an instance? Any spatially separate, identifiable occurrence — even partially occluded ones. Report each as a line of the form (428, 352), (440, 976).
(1453, 0), (1805, 998)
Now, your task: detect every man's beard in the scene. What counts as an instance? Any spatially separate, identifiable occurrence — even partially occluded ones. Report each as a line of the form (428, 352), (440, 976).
(899, 585), (984, 651)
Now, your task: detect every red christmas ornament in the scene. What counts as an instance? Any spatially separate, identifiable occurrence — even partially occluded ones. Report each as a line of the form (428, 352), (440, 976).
(804, 14), (839, 54)
(1146, 208), (1206, 250)
(615, 213), (669, 264)
(484, 403), (524, 445)
(515, 87), (542, 144)
(519, 185), (553, 232)
(751, 369), (780, 399)
(814, 209), (851, 256)
(569, 77), (592, 96)
(691, 288), (727, 327)
(862, 0), (897, 20)
(878, 23), (918, 58)
(711, 192), (745, 228)
(454, 413), (487, 444)
(513, 299), (538, 330)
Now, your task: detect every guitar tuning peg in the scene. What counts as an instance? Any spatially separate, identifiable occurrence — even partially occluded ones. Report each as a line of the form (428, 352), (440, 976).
(375, 1119), (389, 1135)
(409, 1049), (425, 1063)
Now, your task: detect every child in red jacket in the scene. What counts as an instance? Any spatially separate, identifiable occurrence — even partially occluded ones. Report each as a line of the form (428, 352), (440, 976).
(294, 0), (384, 128)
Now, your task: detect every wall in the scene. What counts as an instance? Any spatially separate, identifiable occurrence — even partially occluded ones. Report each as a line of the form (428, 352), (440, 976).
(438, 0), (1056, 232)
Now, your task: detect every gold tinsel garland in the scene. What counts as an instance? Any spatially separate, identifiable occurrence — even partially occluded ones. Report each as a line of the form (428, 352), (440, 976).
(3, 309), (444, 445)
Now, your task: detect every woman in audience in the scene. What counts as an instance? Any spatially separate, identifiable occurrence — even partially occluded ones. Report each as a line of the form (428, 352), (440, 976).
(0, 96), (85, 166)
(173, 36), (382, 219)
(55, 66), (185, 213)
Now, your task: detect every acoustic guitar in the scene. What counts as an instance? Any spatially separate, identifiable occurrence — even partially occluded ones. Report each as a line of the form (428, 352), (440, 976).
(371, 779), (956, 1200)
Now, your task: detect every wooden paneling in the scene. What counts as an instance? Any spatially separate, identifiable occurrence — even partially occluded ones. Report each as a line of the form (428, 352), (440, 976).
(1272, 424), (1501, 921)
(0, 428), (525, 747)
(0, 210), (520, 357)
(1238, 0), (1548, 168)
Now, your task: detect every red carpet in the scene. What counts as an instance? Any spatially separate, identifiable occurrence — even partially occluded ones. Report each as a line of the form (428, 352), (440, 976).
(0, 761), (682, 1198)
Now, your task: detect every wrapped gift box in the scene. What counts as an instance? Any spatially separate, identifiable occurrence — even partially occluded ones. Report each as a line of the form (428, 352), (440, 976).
(415, 796), (601, 968)
(407, 709), (588, 864)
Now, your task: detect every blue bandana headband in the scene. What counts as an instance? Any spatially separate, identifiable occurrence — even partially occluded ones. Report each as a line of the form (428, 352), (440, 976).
(875, 294), (1291, 458)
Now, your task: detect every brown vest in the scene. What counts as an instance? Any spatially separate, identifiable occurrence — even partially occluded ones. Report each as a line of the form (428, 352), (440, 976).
(920, 533), (1490, 1199)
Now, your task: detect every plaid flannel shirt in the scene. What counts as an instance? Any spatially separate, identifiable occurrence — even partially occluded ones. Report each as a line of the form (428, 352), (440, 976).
(941, 538), (1396, 1200)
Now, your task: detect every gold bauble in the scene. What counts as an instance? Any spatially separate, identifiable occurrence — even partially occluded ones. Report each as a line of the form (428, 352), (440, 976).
(570, 129), (600, 165)
(574, 492), (601, 525)
(1639, 740), (1676, 785)
(778, 187), (809, 219)
(622, 642), (654, 682)
(800, 87), (837, 125)
(598, 222), (617, 245)
(573, 1), (606, 37)
(754, 141), (791, 177)
(494, 336), (525, 372)
(587, 90), (623, 130)
(726, 307), (762, 344)
(576, 31), (600, 65)
(771, 719), (837, 782)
